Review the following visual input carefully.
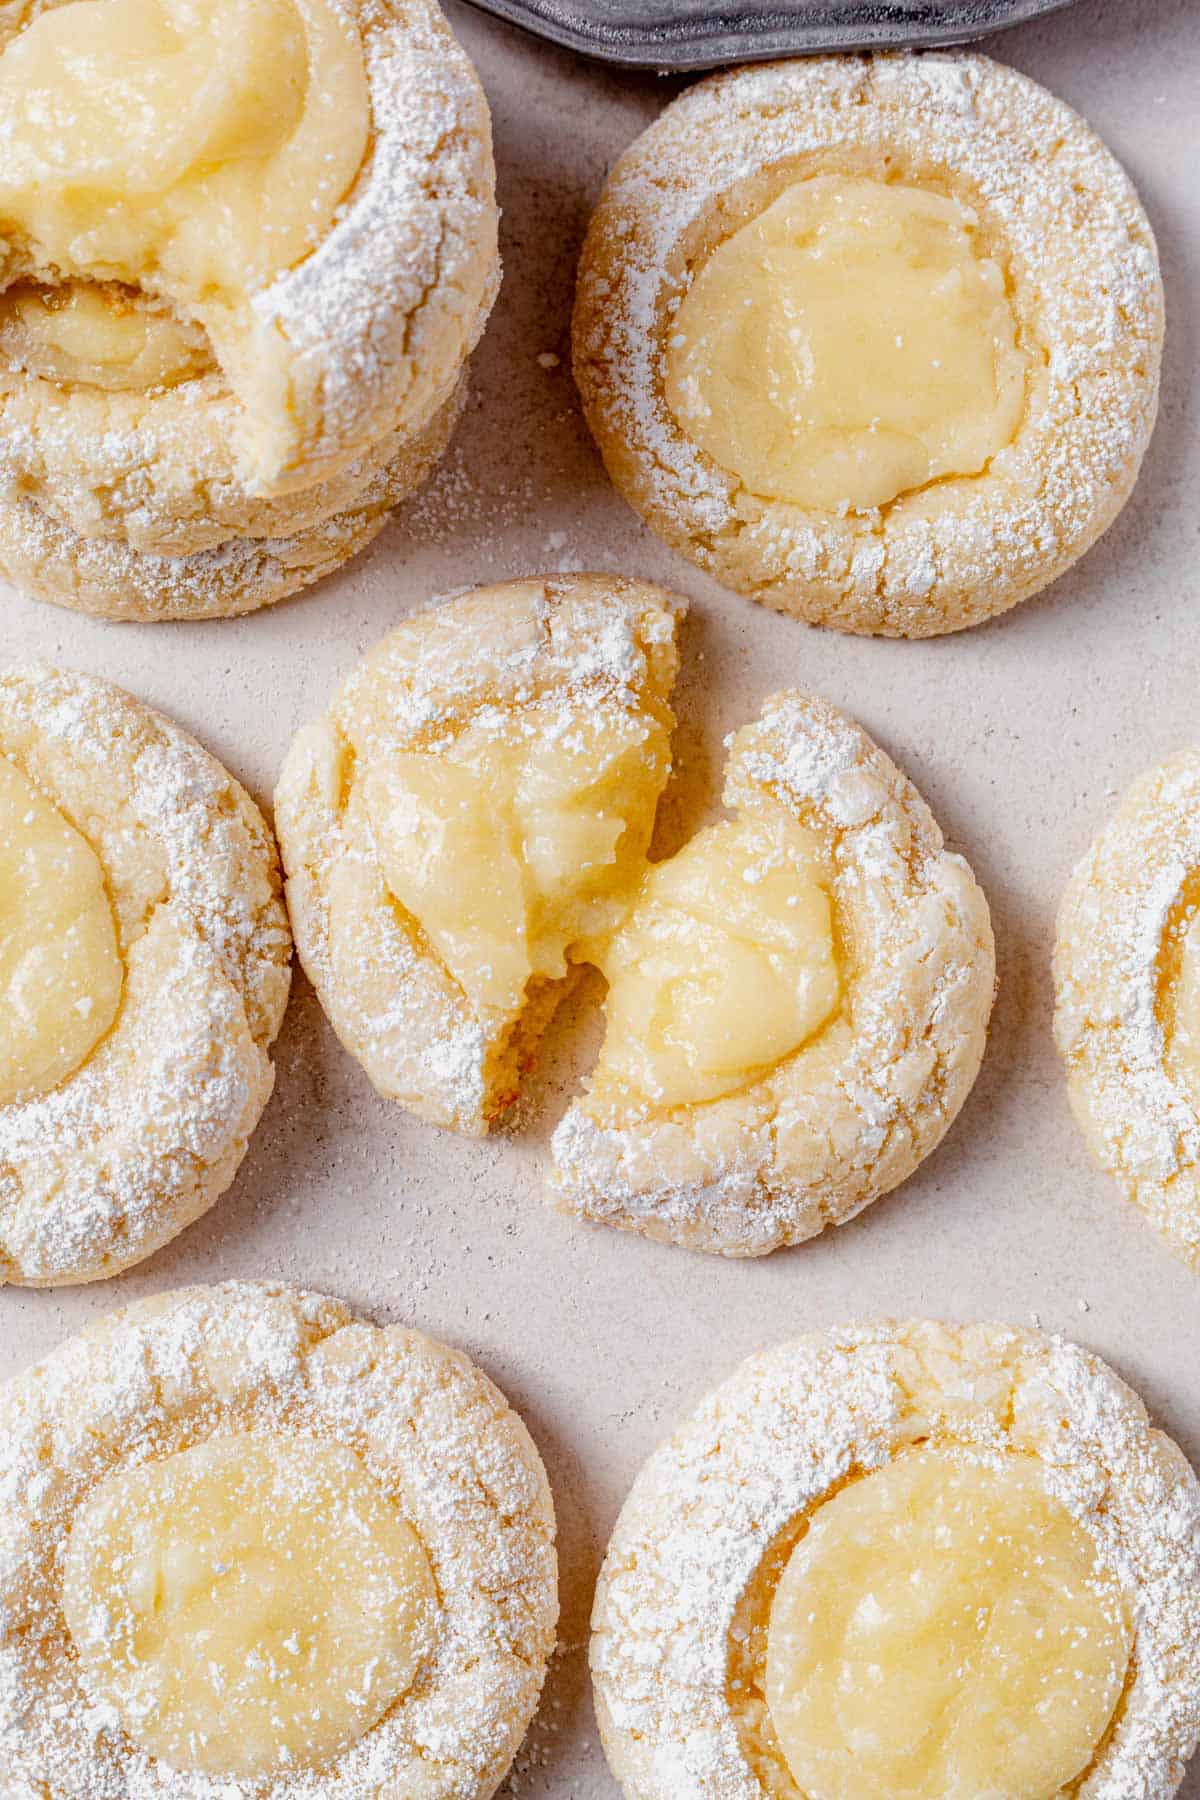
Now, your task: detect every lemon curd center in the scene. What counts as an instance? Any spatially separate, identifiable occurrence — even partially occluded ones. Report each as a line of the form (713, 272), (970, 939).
(0, 0), (368, 318)
(0, 280), (213, 390)
(664, 175), (1026, 512)
(590, 812), (840, 1108)
(764, 1448), (1131, 1800)
(63, 1433), (437, 1779)
(359, 703), (673, 1020)
(0, 752), (122, 1105)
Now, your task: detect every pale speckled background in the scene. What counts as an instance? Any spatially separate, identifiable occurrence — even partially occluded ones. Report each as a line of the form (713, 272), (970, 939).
(2, 0), (1199, 1792)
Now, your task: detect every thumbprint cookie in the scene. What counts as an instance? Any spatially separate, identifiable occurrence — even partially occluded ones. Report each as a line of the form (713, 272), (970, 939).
(279, 584), (993, 1256)
(573, 54), (1162, 637)
(275, 575), (684, 1134)
(0, 665), (291, 1283)
(0, 1282), (558, 1797)
(1055, 750), (1200, 1272)
(551, 693), (995, 1256)
(593, 1320), (1200, 1799)
(0, 0), (498, 619)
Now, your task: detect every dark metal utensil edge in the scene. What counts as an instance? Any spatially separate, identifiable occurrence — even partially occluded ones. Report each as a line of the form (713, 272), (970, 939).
(460, 0), (1079, 70)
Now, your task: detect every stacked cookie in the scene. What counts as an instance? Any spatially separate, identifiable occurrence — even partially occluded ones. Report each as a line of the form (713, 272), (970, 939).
(0, 0), (499, 622)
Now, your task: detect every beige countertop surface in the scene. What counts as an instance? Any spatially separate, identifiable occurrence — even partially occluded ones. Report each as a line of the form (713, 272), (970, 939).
(3, 0), (1199, 1791)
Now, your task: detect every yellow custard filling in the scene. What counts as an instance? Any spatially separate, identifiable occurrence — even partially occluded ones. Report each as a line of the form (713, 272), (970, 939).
(590, 813), (840, 1108)
(0, 280), (213, 390)
(0, 0), (368, 318)
(764, 1448), (1131, 1800)
(664, 175), (1026, 512)
(63, 1434), (437, 1778)
(357, 705), (672, 1019)
(0, 753), (122, 1105)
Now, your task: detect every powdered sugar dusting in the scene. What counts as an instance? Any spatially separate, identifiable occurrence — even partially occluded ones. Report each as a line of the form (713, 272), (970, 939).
(592, 1320), (1200, 1800)
(0, 666), (291, 1284)
(0, 1281), (558, 1798)
(248, 0), (500, 477)
(573, 52), (1163, 636)
(0, 383), (463, 621)
(550, 694), (995, 1256)
(1055, 751), (1200, 1268)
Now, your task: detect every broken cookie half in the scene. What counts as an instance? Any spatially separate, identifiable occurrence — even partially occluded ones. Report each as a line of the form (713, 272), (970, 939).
(275, 575), (681, 1135)
(276, 577), (995, 1255)
(551, 691), (996, 1254)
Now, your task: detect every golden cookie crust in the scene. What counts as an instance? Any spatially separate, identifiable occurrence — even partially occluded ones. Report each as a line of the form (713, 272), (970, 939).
(1054, 751), (1200, 1271)
(550, 694), (995, 1256)
(0, 1281), (559, 1800)
(0, 382), (462, 622)
(0, 667), (291, 1284)
(0, 0), (499, 528)
(275, 574), (684, 1134)
(572, 53), (1162, 638)
(592, 1319), (1200, 1800)
(0, 374), (453, 559)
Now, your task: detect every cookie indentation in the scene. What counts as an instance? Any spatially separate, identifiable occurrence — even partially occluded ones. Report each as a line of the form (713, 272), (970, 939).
(765, 1448), (1130, 1799)
(0, 751), (122, 1105)
(64, 1433), (437, 1779)
(590, 1321), (1200, 1800)
(0, 0), (367, 303)
(664, 176), (1025, 512)
(592, 814), (840, 1108)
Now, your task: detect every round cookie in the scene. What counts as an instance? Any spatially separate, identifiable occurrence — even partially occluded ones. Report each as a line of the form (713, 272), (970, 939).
(592, 1320), (1200, 1800)
(551, 694), (995, 1256)
(0, 0), (499, 529)
(0, 383), (463, 623)
(0, 1281), (558, 1798)
(0, 665), (291, 1283)
(1054, 750), (1200, 1272)
(573, 53), (1162, 637)
(275, 574), (685, 1133)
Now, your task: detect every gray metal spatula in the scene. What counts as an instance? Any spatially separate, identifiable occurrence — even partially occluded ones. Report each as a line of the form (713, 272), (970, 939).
(461, 0), (1077, 69)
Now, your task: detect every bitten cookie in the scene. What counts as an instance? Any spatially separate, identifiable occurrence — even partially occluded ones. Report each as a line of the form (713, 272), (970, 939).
(0, 1282), (558, 1798)
(0, 0), (498, 616)
(0, 665), (291, 1283)
(1055, 750), (1200, 1272)
(573, 53), (1162, 636)
(551, 694), (995, 1256)
(593, 1320), (1200, 1800)
(275, 575), (684, 1133)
